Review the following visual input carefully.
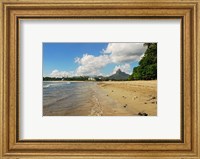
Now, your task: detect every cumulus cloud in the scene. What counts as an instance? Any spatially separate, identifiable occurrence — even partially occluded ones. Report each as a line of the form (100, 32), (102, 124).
(50, 69), (74, 78)
(112, 63), (131, 74)
(75, 54), (110, 76)
(49, 43), (147, 77)
(102, 43), (147, 63)
(73, 43), (146, 76)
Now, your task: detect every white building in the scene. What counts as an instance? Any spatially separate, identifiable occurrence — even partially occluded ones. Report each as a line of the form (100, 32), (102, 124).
(88, 77), (96, 81)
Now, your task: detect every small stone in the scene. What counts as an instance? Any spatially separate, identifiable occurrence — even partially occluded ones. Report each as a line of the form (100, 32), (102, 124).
(138, 112), (143, 116)
(138, 112), (148, 116)
(123, 104), (127, 108)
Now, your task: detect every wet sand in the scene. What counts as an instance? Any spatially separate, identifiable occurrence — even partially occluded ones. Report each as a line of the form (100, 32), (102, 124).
(43, 81), (157, 116)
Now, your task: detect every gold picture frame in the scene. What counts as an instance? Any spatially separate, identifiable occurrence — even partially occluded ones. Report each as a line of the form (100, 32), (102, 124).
(0, 0), (199, 158)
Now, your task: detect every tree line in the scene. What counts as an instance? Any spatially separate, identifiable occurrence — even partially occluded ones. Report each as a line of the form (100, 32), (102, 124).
(129, 43), (157, 80)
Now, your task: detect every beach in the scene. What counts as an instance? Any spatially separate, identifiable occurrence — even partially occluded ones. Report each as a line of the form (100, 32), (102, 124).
(43, 80), (157, 116)
(97, 80), (157, 116)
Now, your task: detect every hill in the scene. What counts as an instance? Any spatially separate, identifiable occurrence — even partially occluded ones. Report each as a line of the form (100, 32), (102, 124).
(108, 69), (130, 80)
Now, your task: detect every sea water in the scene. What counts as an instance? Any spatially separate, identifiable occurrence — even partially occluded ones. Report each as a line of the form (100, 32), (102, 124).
(43, 81), (96, 115)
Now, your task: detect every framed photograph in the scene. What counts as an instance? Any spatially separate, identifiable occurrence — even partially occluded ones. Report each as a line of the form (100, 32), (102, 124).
(42, 42), (157, 116)
(0, 0), (199, 158)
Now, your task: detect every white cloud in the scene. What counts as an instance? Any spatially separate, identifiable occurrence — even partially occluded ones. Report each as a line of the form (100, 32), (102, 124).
(50, 69), (74, 78)
(103, 43), (147, 63)
(112, 63), (131, 74)
(75, 54), (110, 76)
(49, 43), (147, 77)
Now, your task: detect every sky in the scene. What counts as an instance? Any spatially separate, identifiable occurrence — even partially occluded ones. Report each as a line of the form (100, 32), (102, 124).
(43, 43), (147, 77)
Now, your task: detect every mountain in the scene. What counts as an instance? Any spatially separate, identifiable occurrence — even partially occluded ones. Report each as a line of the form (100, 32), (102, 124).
(108, 69), (130, 80)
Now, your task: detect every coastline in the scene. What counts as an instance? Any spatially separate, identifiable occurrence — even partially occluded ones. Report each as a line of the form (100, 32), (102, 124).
(43, 81), (85, 82)
(43, 80), (157, 116)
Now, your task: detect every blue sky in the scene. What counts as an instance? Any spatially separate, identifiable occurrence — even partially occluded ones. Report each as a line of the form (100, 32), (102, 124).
(43, 43), (147, 77)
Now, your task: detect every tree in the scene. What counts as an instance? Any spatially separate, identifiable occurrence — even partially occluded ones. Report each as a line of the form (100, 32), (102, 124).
(143, 43), (151, 48)
(129, 43), (157, 80)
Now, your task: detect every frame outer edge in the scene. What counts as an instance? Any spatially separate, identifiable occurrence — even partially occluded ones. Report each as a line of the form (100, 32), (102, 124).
(194, 2), (199, 157)
(0, 0), (200, 158)
(0, 0), (200, 3)
(187, 2), (197, 156)
(197, 1), (200, 158)
(0, 1), (3, 158)
(5, 0), (195, 154)
(192, 2), (198, 157)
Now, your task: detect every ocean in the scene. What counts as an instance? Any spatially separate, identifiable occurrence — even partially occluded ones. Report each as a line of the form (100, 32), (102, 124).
(43, 81), (134, 116)
(43, 81), (97, 116)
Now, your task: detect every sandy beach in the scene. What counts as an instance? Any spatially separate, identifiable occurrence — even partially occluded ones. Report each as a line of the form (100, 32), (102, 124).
(43, 80), (157, 116)
(97, 80), (157, 116)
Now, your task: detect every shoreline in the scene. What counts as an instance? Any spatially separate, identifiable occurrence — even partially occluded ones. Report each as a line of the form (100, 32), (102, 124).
(43, 80), (157, 116)
(43, 80), (85, 82)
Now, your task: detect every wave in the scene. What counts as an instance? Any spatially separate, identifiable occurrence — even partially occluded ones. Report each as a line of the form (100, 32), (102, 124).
(43, 82), (71, 88)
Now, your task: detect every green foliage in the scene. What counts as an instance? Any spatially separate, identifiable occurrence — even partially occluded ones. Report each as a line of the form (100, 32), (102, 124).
(43, 77), (62, 81)
(129, 43), (157, 80)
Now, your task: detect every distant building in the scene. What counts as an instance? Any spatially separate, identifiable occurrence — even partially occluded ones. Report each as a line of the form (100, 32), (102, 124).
(88, 77), (96, 81)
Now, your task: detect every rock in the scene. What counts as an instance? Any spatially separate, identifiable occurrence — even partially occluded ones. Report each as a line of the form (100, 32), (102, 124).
(138, 112), (148, 116)
(123, 104), (127, 108)
(138, 112), (143, 116)
(147, 96), (157, 101)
